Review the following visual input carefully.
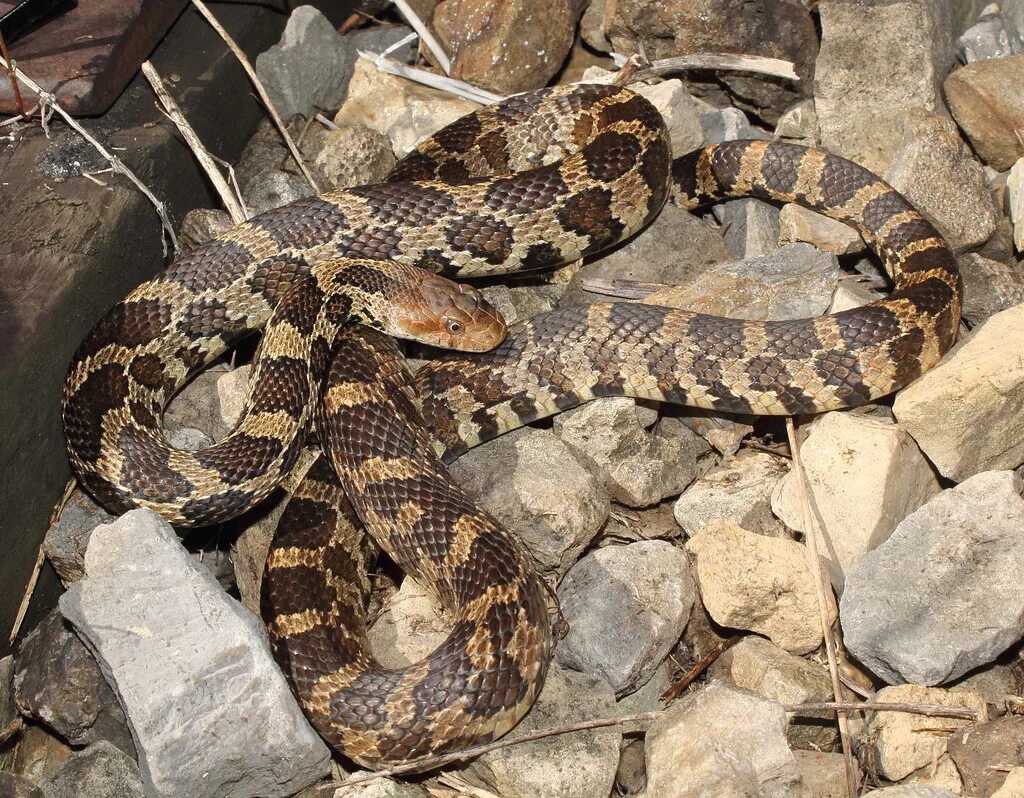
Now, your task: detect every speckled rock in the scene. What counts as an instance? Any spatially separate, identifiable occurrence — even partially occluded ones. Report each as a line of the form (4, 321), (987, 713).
(945, 51), (1024, 170)
(41, 741), (145, 798)
(778, 204), (865, 255)
(42, 491), (114, 585)
(959, 253), (1024, 325)
(312, 123), (396, 190)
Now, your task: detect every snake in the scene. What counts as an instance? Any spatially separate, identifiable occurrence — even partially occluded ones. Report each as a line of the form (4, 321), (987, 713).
(61, 83), (961, 768)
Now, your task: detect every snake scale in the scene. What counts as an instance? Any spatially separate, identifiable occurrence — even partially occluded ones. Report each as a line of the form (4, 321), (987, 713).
(62, 83), (961, 767)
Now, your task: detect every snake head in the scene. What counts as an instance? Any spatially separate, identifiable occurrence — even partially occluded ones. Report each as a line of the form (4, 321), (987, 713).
(399, 272), (508, 352)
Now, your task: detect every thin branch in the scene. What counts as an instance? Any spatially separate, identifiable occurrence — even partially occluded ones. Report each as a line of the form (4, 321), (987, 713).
(580, 276), (667, 299)
(635, 53), (798, 82)
(0, 57), (178, 255)
(141, 61), (248, 224)
(392, 0), (451, 75)
(787, 417), (859, 798)
(357, 51), (501, 105)
(791, 702), (980, 721)
(190, 0), (320, 193)
(9, 543), (44, 644)
(661, 635), (742, 701)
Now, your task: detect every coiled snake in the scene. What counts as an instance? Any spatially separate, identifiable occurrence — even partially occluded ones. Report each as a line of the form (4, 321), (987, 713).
(62, 83), (961, 767)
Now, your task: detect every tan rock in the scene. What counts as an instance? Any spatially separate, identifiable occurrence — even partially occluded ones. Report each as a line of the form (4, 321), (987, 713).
(906, 753), (965, 795)
(829, 281), (884, 313)
(945, 52), (1024, 170)
(778, 204), (865, 255)
(795, 751), (847, 798)
(367, 578), (449, 669)
(686, 519), (822, 654)
(992, 767), (1024, 798)
(892, 304), (1024, 481)
(1009, 157), (1024, 252)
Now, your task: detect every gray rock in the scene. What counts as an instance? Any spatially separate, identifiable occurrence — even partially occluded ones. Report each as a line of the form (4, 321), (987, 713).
(59, 509), (331, 798)
(774, 98), (818, 142)
(331, 777), (428, 798)
(449, 427), (609, 576)
(0, 772), (44, 798)
(645, 682), (801, 798)
(243, 170), (314, 215)
(41, 741), (144, 798)
(1011, 157), (1024, 252)
(479, 285), (557, 328)
(163, 366), (231, 442)
(678, 412), (754, 457)
(179, 208), (233, 250)
(957, 5), (1023, 62)
(465, 663), (620, 798)
(553, 399), (712, 508)
(614, 738), (646, 796)
(312, 123), (396, 191)
(14, 610), (134, 756)
(885, 108), (999, 253)
(700, 107), (770, 145)
(959, 253), (1024, 325)
(945, 52), (1024, 170)
(555, 540), (696, 696)
(615, 659), (673, 716)
(636, 79), (704, 157)
(778, 203), (865, 255)
(163, 426), (213, 451)
(713, 198), (781, 259)
(867, 787), (958, 798)
(841, 471), (1024, 685)
(42, 491), (114, 585)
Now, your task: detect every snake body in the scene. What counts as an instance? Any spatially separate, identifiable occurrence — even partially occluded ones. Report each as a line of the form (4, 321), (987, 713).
(62, 83), (961, 767)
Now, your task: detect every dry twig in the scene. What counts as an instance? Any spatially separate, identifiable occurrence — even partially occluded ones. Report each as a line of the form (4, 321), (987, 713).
(357, 50), (500, 105)
(392, 0), (451, 75)
(661, 635), (742, 701)
(190, 0), (320, 193)
(633, 53), (799, 83)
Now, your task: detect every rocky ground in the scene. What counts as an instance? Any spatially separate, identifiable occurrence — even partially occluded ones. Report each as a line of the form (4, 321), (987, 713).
(4, 1), (1024, 797)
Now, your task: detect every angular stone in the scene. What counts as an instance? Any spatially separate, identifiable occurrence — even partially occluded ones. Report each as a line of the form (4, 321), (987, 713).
(614, 737), (647, 797)
(957, 5), (1024, 62)
(885, 108), (999, 252)
(9, 724), (72, 784)
(368, 577), (449, 670)
(795, 751), (847, 798)
(959, 253), (1024, 325)
(479, 285), (557, 327)
(14, 610), (134, 755)
(772, 412), (941, 590)
(678, 412), (755, 457)
(243, 169), (313, 215)
(700, 107), (770, 144)
(465, 663), (620, 798)
(948, 715), (1024, 797)
(1010, 156), (1024, 252)
(553, 398), (712, 507)
(635, 79), (704, 157)
(892, 304), (1024, 481)
(713, 198), (781, 259)
(59, 510), (330, 798)
(829, 280), (885, 313)
(449, 427), (609, 576)
(710, 636), (837, 750)
(641, 243), (840, 320)
(946, 52), (1024, 170)
(555, 540), (696, 695)
(868, 684), (987, 780)
(686, 519), (822, 654)
(993, 767), (1024, 798)
(645, 682), (801, 798)
(0, 773), (44, 798)
(778, 204), (865, 255)
(816, 0), (955, 172)
(42, 491), (114, 585)
(674, 451), (789, 538)
(163, 365), (231, 443)
(42, 741), (145, 798)
(312, 123), (396, 191)
(906, 753), (965, 795)
(775, 99), (818, 142)
(841, 471), (1024, 685)
(867, 787), (958, 798)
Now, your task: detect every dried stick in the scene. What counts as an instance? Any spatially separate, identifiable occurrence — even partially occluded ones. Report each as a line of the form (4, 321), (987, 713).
(661, 635), (742, 701)
(357, 51), (501, 104)
(787, 417), (859, 798)
(580, 276), (668, 299)
(8, 544), (44, 644)
(392, 0), (451, 75)
(141, 61), (247, 224)
(190, 0), (320, 193)
(633, 53), (799, 83)
(791, 702), (980, 721)
(0, 31), (24, 116)
(0, 56), (178, 254)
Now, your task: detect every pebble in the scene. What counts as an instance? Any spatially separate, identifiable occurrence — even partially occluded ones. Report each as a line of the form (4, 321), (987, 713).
(41, 741), (145, 798)
(686, 518), (822, 654)
(959, 252), (1024, 325)
(634, 79), (704, 157)
(312, 123), (396, 190)
(673, 450), (789, 538)
(449, 427), (609, 576)
(554, 540), (696, 695)
(867, 684), (987, 781)
(14, 610), (134, 755)
(949, 715), (1024, 797)
(794, 751), (847, 798)
(957, 4), (1024, 62)
(712, 198), (781, 259)
(42, 491), (114, 585)
(163, 366), (232, 442)
(885, 107), (1000, 253)
(829, 280), (885, 313)
(815, 0), (954, 172)
(867, 787), (958, 798)
(774, 99), (818, 143)
(10, 724), (72, 783)
(59, 509), (331, 798)
(710, 636), (837, 750)
(840, 470), (1024, 685)
(678, 412), (755, 457)
(700, 106), (770, 145)
(778, 203), (865, 255)
(645, 682), (801, 798)
(614, 738), (646, 796)
(479, 285), (557, 327)
(771, 412), (941, 590)
(553, 398), (712, 507)
(243, 169), (313, 215)
(892, 303), (1024, 481)
(945, 51), (1024, 170)
(464, 662), (620, 798)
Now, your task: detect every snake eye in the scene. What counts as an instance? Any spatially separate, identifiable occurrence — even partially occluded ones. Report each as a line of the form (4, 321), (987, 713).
(447, 320), (464, 334)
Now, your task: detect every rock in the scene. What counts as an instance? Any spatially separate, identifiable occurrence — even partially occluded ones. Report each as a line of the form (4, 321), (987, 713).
(957, 5), (1024, 62)
(0, 773), (44, 798)
(368, 577), (449, 669)
(554, 540), (696, 695)
(432, 0), (579, 94)
(700, 106), (770, 145)
(332, 777), (428, 798)
(841, 470), (1024, 685)
(243, 169), (314, 215)
(713, 199), (781, 259)
(634, 79), (704, 157)
(775, 99), (818, 142)
(163, 366), (231, 442)
(479, 285), (557, 327)
(1, 654), (14, 732)
(312, 123), (396, 190)
(948, 715), (1024, 797)
(678, 412), (754, 457)
(815, 0), (955, 173)
(597, 0), (817, 123)
(867, 684), (987, 781)
(955, 661), (1019, 717)
(795, 751), (847, 798)
(59, 509), (330, 798)
(13, 610), (134, 755)
(710, 636), (837, 750)
(642, 243), (840, 320)
(993, 768), (1024, 798)
(892, 304), (1024, 481)
(465, 663), (620, 798)
(553, 398), (712, 507)
(959, 253), (1024, 325)
(9, 725), (72, 784)
(778, 204), (865, 256)
(945, 52), (1024, 170)
(867, 787), (958, 798)
(615, 659), (674, 716)
(673, 450), (789, 538)
(179, 208), (233, 249)
(163, 426), (213, 451)
(216, 364), (249, 432)
(686, 519), (822, 654)
(829, 280), (885, 313)
(645, 682), (801, 798)
(449, 427), (609, 576)
(335, 58), (480, 158)
(771, 412), (941, 590)
(42, 491), (113, 585)
(41, 741), (145, 798)
(614, 738), (646, 796)
(906, 754), (965, 795)
(885, 108), (999, 253)
(563, 202), (731, 305)
(1010, 157), (1024, 252)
